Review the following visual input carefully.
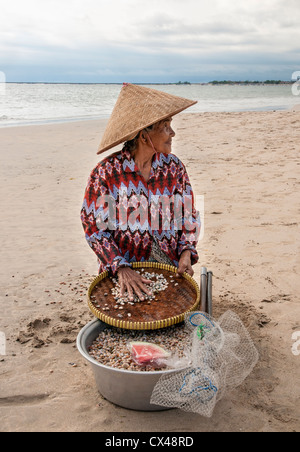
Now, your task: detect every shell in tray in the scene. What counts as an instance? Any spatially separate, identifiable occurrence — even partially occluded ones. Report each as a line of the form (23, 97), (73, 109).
(88, 262), (200, 330)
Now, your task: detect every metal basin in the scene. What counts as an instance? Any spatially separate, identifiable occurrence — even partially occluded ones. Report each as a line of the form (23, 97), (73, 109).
(77, 319), (182, 411)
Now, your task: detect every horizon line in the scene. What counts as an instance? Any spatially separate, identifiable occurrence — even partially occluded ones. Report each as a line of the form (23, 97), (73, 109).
(3, 80), (294, 85)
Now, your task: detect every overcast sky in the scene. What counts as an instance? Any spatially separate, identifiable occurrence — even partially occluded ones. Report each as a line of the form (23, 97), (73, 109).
(1, 0), (300, 82)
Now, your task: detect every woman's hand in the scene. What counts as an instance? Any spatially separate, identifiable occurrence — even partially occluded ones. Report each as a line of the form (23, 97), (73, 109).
(176, 250), (194, 278)
(117, 267), (153, 301)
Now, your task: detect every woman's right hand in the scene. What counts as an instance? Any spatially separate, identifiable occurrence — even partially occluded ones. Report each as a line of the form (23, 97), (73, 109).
(117, 267), (153, 301)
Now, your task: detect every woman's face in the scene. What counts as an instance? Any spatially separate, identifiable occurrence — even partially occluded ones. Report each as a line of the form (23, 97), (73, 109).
(147, 118), (175, 154)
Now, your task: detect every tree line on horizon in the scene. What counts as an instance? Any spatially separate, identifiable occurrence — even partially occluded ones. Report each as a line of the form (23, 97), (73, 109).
(209, 80), (292, 85)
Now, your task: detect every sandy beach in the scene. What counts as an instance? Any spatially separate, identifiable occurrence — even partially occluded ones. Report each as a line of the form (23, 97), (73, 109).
(0, 110), (299, 432)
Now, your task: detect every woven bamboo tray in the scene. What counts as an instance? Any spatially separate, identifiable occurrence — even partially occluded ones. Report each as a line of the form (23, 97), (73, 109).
(88, 262), (200, 330)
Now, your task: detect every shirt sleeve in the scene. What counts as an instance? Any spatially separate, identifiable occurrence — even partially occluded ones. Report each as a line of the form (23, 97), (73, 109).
(176, 161), (201, 265)
(80, 164), (131, 275)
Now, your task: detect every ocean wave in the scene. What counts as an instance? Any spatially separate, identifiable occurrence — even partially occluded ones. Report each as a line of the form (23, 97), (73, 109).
(0, 115), (30, 128)
(0, 115), (28, 122)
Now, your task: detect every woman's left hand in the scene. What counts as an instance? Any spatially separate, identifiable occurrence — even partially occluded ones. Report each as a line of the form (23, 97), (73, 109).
(176, 250), (194, 277)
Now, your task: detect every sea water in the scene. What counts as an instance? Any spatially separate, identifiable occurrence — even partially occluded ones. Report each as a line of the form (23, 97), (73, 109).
(0, 83), (297, 128)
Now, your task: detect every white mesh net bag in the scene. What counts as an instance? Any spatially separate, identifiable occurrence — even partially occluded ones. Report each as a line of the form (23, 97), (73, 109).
(150, 310), (259, 417)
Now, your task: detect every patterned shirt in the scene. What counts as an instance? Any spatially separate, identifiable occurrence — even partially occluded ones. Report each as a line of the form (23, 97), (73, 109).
(81, 148), (200, 275)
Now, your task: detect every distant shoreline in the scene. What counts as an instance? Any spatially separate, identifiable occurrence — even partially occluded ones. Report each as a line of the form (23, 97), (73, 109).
(4, 81), (294, 86)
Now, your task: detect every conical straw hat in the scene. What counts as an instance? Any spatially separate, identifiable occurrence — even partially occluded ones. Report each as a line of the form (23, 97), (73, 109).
(97, 83), (197, 154)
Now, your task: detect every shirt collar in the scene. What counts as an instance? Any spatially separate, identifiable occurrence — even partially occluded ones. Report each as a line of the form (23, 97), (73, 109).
(121, 148), (162, 173)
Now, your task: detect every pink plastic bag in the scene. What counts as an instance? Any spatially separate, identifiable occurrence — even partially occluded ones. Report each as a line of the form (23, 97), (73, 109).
(128, 341), (171, 368)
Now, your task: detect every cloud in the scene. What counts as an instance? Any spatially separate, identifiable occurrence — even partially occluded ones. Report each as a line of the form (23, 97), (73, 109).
(0, 0), (299, 82)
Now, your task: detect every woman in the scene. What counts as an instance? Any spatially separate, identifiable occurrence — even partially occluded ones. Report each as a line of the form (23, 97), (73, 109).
(81, 83), (200, 301)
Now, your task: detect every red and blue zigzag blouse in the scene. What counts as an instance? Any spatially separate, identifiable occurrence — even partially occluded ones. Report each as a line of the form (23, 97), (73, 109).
(81, 148), (200, 275)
